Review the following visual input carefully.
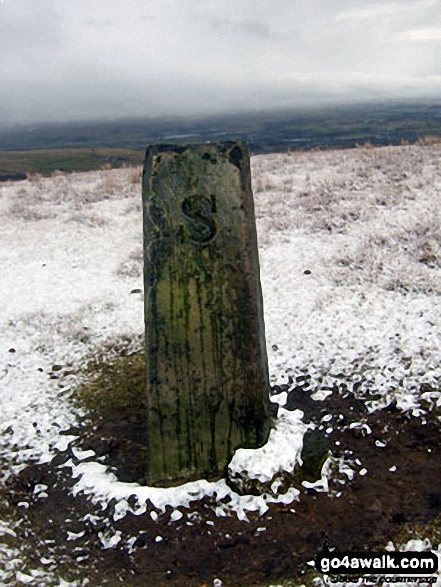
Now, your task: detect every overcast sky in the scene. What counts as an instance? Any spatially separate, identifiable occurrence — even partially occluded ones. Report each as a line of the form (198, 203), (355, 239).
(1, 0), (441, 124)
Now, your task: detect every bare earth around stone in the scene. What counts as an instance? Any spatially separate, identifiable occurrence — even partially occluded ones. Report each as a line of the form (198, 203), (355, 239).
(2, 380), (440, 586)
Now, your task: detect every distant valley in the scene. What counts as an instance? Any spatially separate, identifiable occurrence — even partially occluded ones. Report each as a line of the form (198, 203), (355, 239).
(1, 100), (441, 179)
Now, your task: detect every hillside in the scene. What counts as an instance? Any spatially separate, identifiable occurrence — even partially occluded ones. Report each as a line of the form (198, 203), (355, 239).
(0, 143), (440, 586)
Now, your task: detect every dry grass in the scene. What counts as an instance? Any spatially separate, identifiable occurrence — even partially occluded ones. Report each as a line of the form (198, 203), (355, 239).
(5, 143), (441, 297)
(356, 140), (375, 148)
(416, 135), (441, 146)
(126, 165), (142, 185)
(252, 144), (437, 241)
(8, 199), (54, 221)
(6, 167), (142, 223)
(26, 171), (43, 186)
(68, 211), (108, 228)
(332, 208), (441, 294)
(116, 246), (143, 278)
(251, 143), (441, 295)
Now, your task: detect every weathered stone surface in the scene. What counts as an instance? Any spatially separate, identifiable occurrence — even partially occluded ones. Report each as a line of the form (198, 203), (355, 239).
(143, 141), (270, 486)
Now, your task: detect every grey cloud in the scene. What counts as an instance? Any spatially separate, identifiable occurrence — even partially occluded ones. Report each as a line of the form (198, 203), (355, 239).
(0, 0), (440, 124)
(82, 18), (116, 30)
(0, 0), (64, 52)
(210, 17), (273, 40)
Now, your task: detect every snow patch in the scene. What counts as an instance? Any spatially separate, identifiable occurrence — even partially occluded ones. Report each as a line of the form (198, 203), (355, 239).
(228, 408), (309, 483)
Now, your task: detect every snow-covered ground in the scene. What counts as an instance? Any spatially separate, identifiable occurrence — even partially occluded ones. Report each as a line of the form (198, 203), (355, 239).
(0, 144), (440, 585)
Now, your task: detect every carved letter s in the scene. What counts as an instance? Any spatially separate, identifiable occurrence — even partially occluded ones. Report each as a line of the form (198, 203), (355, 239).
(181, 195), (217, 244)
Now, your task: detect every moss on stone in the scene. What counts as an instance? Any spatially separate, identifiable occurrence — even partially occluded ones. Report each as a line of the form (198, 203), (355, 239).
(72, 345), (149, 484)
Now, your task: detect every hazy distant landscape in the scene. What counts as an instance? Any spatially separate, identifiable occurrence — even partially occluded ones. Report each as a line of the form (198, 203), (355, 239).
(1, 101), (441, 180)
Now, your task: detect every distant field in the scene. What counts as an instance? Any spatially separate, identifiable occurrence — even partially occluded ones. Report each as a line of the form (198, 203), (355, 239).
(0, 148), (144, 181)
(1, 101), (441, 180)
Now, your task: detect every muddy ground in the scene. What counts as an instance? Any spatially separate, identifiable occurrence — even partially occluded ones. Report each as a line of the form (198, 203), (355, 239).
(1, 380), (440, 586)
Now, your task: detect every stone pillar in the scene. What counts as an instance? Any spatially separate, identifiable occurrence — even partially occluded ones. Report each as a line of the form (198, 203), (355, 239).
(143, 141), (270, 486)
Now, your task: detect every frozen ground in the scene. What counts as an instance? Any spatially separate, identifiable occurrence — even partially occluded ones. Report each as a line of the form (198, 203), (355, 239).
(0, 144), (440, 585)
